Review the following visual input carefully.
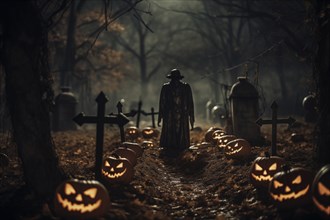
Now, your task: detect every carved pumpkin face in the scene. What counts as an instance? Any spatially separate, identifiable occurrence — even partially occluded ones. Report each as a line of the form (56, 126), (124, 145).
(121, 142), (143, 158)
(211, 130), (226, 145)
(112, 147), (137, 166)
(217, 135), (236, 150)
(141, 127), (159, 139)
(53, 179), (110, 219)
(224, 138), (251, 160)
(204, 127), (222, 143)
(125, 126), (140, 140)
(101, 156), (134, 184)
(269, 167), (314, 209)
(250, 153), (285, 188)
(312, 164), (330, 217)
(141, 140), (155, 148)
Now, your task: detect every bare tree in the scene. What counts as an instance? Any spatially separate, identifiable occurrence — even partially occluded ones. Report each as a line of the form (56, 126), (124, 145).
(0, 0), (144, 203)
(307, 0), (330, 164)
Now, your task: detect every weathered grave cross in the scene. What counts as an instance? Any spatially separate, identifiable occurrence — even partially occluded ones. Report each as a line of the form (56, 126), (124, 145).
(123, 100), (158, 128)
(73, 92), (129, 179)
(256, 101), (295, 156)
(142, 107), (158, 128)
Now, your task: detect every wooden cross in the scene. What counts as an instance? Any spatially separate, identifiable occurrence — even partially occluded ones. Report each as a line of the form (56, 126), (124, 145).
(256, 101), (295, 156)
(123, 100), (159, 128)
(142, 107), (159, 128)
(136, 100), (142, 128)
(73, 92), (129, 179)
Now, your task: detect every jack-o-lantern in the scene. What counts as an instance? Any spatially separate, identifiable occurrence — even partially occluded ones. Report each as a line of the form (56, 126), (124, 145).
(224, 138), (251, 160)
(101, 156), (134, 184)
(125, 126), (140, 140)
(141, 140), (155, 148)
(217, 135), (236, 150)
(141, 127), (159, 139)
(53, 179), (110, 219)
(269, 166), (314, 209)
(211, 130), (226, 145)
(204, 127), (222, 143)
(121, 142), (143, 157)
(113, 147), (137, 166)
(312, 164), (330, 218)
(250, 152), (285, 188)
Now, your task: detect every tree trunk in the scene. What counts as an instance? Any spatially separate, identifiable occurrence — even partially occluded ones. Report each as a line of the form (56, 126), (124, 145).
(314, 1), (330, 165)
(60, 0), (77, 87)
(1, 1), (64, 199)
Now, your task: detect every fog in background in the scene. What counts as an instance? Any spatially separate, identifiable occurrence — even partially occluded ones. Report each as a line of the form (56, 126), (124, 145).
(50, 0), (313, 127)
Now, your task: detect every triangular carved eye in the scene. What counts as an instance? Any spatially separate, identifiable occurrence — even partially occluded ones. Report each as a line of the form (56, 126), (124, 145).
(105, 161), (111, 167)
(273, 180), (283, 189)
(65, 183), (76, 195)
(318, 182), (330, 196)
(255, 164), (263, 171)
(116, 162), (123, 168)
(84, 188), (98, 199)
(269, 163), (277, 171)
(292, 175), (302, 184)
(234, 143), (239, 147)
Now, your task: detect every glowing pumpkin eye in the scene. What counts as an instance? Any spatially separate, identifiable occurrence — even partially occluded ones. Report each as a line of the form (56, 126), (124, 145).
(318, 182), (330, 196)
(234, 143), (239, 147)
(105, 161), (110, 167)
(269, 163), (277, 171)
(116, 162), (123, 168)
(224, 140), (228, 143)
(292, 175), (302, 184)
(84, 188), (98, 199)
(65, 183), (76, 195)
(255, 164), (263, 171)
(273, 180), (283, 188)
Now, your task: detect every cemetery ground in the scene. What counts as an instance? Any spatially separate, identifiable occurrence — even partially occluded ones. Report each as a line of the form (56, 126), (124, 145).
(0, 118), (323, 219)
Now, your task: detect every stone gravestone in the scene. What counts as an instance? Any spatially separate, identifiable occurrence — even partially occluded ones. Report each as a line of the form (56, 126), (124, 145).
(229, 77), (263, 145)
(53, 87), (77, 131)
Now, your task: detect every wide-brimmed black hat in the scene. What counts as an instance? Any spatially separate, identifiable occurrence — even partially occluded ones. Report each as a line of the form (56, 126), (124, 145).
(166, 69), (184, 79)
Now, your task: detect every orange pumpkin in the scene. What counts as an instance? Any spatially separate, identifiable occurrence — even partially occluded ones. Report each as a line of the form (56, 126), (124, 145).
(312, 164), (330, 218)
(204, 127), (222, 143)
(101, 155), (134, 185)
(224, 138), (251, 160)
(141, 140), (155, 148)
(112, 147), (137, 166)
(217, 135), (236, 150)
(125, 126), (140, 140)
(53, 179), (110, 219)
(141, 127), (159, 139)
(121, 142), (143, 157)
(269, 166), (314, 209)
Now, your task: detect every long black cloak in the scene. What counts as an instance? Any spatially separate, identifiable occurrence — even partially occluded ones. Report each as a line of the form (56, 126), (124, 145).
(158, 81), (194, 150)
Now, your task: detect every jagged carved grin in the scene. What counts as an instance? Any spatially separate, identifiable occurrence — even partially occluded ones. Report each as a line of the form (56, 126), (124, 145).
(226, 147), (243, 155)
(270, 185), (310, 202)
(144, 130), (153, 135)
(56, 193), (101, 213)
(251, 173), (272, 181)
(313, 197), (330, 215)
(102, 168), (127, 178)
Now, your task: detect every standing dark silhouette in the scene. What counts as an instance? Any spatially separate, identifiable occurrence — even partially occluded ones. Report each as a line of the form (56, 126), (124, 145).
(158, 69), (195, 152)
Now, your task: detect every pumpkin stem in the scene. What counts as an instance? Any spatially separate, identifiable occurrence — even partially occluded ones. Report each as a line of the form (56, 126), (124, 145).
(111, 153), (121, 159)
(281, 164), (291, 172)
(264, 151), (270, 157)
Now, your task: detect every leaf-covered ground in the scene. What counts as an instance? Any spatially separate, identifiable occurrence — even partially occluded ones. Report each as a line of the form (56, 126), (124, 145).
(0, 118), (325, 219)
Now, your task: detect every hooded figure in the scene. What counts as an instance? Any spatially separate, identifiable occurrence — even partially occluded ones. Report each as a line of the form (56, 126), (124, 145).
(158, 69), (194, 151)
